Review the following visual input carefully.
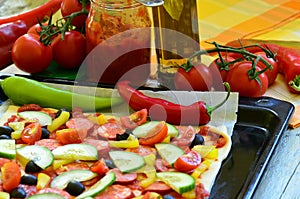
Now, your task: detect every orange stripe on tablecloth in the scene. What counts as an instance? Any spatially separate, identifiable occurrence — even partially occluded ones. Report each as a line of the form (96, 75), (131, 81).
(201, 0), (300, 47)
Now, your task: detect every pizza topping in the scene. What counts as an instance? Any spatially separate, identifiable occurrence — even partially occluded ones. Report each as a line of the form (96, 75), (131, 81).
(17, 104), (42, 112)
(1, 161), (21, 192)
(17, 145), (54, 170)
(0, 139), (16, 159)
(155, 143), (184, 167)
(50, 169), (98, 190)
(75, 172), (116, 199)
(52, 144), (98, 161)
(0, 104), (232, 198)
(18, 111), (52, 127)
(120, 109), (148, 130)
(156, 171), (195, 194)
(174, 150), (202, 173)
(65, 180), (86, 196)
(109, 151), (145, 173)
(20, 174), (38, 186)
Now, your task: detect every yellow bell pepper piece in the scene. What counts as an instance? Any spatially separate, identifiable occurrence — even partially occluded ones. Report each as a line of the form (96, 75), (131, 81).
(161, 135), (171, 143)
(0, 192), (10, 199)
(52, 159), (74, 170)
(182, 189), (196, 198)
(36, 173), (51, 190)
(192, 145), (219, 160)
(97, 114), (107, 125)
(9, 121), (25, 139)
(47, 111), (70, 133)
(108, 134), (139, 148)
(191, 159), (212, 180)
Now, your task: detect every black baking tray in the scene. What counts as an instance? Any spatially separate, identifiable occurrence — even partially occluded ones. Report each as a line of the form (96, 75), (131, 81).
(0, 74), (295, 199)
(209, 96), (294, 199)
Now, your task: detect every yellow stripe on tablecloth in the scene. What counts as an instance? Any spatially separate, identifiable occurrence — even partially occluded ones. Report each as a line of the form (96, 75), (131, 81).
(198, 0), (300, 47)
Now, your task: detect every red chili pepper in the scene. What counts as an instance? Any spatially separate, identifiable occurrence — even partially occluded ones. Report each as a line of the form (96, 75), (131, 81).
(0, 0), (63, 27)
(117, 81), (230, 126)
(0, 20), (28, 68)
(265, 43), (300, 94)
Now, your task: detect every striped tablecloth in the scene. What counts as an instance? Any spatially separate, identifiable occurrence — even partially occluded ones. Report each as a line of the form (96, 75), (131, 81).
(197, 0), (300, 47)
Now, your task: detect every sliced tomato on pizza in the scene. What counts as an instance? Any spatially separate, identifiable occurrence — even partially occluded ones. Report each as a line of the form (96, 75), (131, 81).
(0, 104), (232, 199)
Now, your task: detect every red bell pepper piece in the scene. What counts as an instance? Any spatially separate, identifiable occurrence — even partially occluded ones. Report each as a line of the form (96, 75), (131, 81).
(117, 81), (230, 126)
(0, 20), (28, 68)
(265, 43), (300, 94)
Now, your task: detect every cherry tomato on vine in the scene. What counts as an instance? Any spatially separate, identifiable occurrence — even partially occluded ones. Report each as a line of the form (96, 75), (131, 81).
(21, 122), (42, 144)
(52, 31), (86, 69)
(12, 33), (53, 73)
(61, 0), (90, 29)
(174, 63), (213, 91)
(174, 150), (201, 173)
(255, 51), (279, 86)
(209, 56), (236, 82)
(226, 61), (269, 97)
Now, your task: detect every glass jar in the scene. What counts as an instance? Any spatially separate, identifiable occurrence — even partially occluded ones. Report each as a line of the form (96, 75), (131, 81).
(85, 0), (152, 86)
(152, 0), (200, 89)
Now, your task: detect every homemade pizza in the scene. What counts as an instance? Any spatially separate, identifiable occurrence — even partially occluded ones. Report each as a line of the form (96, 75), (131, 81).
(0, 103), (232, 199)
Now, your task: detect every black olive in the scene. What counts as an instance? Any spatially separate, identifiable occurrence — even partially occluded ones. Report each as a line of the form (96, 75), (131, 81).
(41, 128), (50, 139)
(116, 129), (132, 141)
(163, 195), (175, 199)
(65, 180), (85, 196)
(10, 187), (26, 198)
(0, 126), (13, 136)
(104, 159), (116, 169)
(0, 134), (11, 139)
(190, 134), (205, 148)
(20, 174), (38, 185)
(25, 160), (42, 173)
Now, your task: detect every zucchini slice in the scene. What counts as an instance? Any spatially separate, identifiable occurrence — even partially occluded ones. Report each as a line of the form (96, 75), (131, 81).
(109, 150), (145, 173)
(157, 171), (195, 194)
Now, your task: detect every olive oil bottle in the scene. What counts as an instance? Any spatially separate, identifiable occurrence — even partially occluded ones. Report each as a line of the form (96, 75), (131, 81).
(152, 0), (200, 89)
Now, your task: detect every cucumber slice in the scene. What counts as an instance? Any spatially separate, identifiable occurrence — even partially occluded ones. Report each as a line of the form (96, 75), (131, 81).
(156, 171), (195, 194)
(155, 143), (184, 166)
(109, 150), (145, 173)
(17, 145), (53, 169)
(51, 169), (98, 190)
(52, 144), (98, 161)
(18, 111), (52, 126)
(75, 172), (116, 199)
(133, 121), (178, 138)
(0, 139), (16, 159)
(28, 193), (65, 199)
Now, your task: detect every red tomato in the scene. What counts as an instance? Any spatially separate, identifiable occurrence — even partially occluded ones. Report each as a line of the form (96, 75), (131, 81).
(21, 122), (42, 144)
(2, 162), (21, 192)
(56, 128), (87, 144)
(174, 150), (201, 173)
(139, 121), (168, 146)
(61, 0), (90, 29)
(209, 56), (236, 82)
(255, 51), (279, 86)
(120, 109), (148, 130)
(0, 158), (10, 168)
(174, 63), (213, 91)
(90, 159), (109, 176)
(12, 33), (53, 73)
(51, 31), (86, 69)
(226, 61), (269, 97)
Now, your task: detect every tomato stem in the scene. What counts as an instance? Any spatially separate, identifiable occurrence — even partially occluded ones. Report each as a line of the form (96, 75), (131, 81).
(206, 82), (231, 115)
